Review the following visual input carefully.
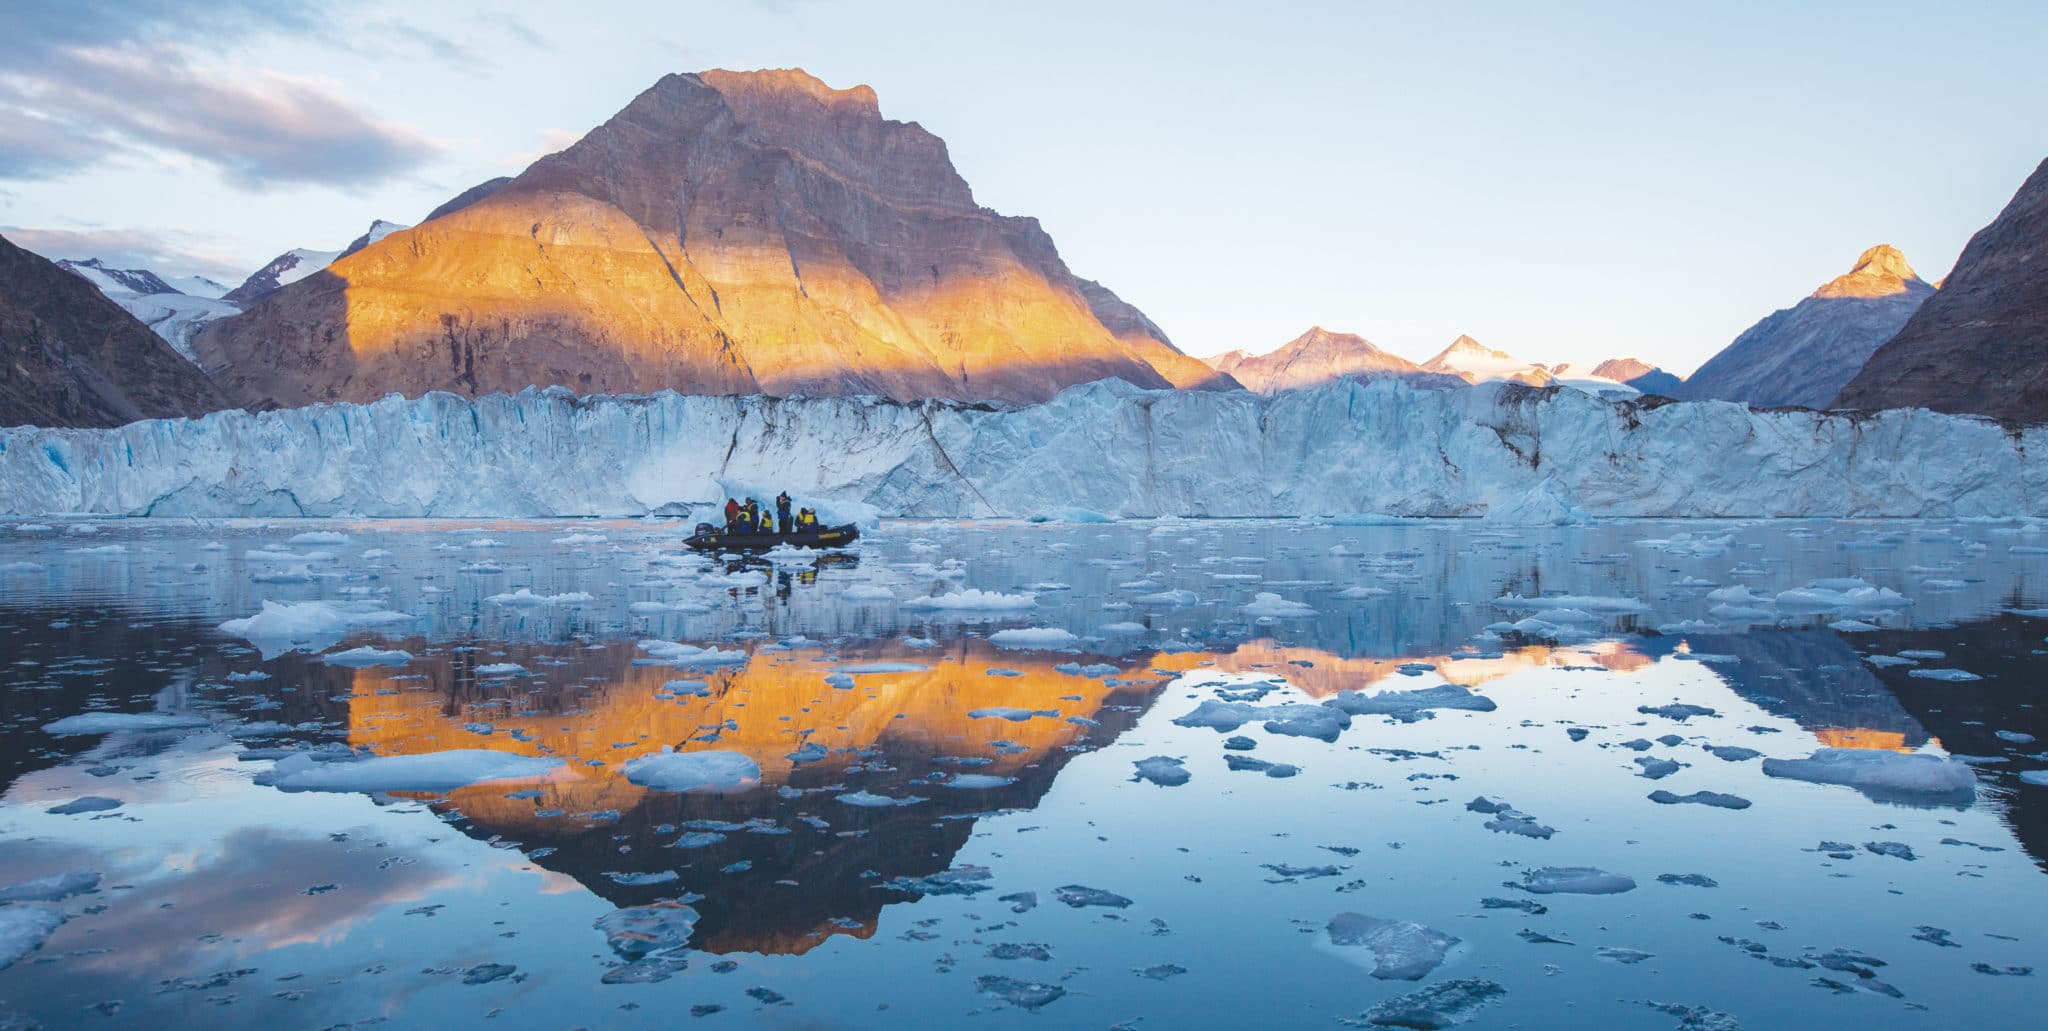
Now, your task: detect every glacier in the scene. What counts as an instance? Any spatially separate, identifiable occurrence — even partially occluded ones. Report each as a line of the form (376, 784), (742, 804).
(0, 379), (2039, 521)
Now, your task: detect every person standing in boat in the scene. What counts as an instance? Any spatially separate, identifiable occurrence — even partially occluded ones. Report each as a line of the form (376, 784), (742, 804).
(744, 498), (763, 534)
(724, 497), (741, 532)
(775, 491), (793, 534)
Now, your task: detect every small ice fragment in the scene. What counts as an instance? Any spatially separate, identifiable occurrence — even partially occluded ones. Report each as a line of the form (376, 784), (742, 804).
(1635, 757), (1682, 780)
(975, 975), (1064, 1009)
(42, 712), (209, 736)
(1242, 592), (1316, 619)
(968, 707), (1058, 722)
(1648, 790), (1751, 810)
(835, 791), (925, 807)
(1054, 885), (1132, 908)
(45, 796), (121, 815)
(1656, 873), (1718, 888)
(0, 869), (99, 903)
(0, 906), (66, 971)
(623, 751), (762, 794)
(1513, 867), (1636, 895)
(1760, 748), (1976, 807)
(1356, 978), (1506, 1028)
(1133, 756), (1190, 787)
(1326, 913), (1460, 980)
(1907, 668), (1981, 682)
(986, 627), (1080, 650)
(1638, 703), (1716, 721)
(321, 647), (412, 667)
(267, 749), (563, 793)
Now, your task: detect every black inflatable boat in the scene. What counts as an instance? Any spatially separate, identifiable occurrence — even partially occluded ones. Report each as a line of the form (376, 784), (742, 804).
(683, 522), (860, 553)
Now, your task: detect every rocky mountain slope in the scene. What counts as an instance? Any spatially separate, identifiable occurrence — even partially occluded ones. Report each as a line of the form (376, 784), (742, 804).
(1837, 159), (2048, 421)
(1421, 336), (1554, 386)
(1590, 357), (1682, 396)
(0, 233), (226, 428)
(222, 246), (341, 306)
(1207, 327), (1461, 393)
(1681, 245), (1934, 409)
(196, 69), (1229, 409)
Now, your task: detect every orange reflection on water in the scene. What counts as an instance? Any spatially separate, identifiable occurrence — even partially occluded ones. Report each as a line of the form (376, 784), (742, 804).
(1149, 638), (1652, 697)
(341, 637), (1158, 832)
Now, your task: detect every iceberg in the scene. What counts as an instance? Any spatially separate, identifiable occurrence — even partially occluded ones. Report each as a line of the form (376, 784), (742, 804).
(1761, 748), (1977, 807)
(3, 380), (2043, 521)
(622, 750), (762, 794)
(264, 749), (564, 793)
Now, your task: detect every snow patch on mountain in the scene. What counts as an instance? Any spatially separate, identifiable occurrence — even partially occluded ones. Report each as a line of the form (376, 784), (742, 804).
(0, 379), (2037, 522)
(54, 258), (241, 362)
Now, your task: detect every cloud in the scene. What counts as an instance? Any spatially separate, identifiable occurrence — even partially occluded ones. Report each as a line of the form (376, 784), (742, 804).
(510, 127), (586, 168)
(0, 0), (442, 189)
(1, 224), (251, 280)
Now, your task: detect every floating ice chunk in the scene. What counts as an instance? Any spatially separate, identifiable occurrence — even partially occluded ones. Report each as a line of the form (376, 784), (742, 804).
(1907, 668), (1981, 682)
(835, 662), (930, 674)
(883, 866), (993, 896)
(218, 599), (414, 656)
(1132, 756), (1190, 787)
(1775, 584), (1912, 614)
(969, 707), (1059, 722)
(1648, 790), (1751, 810)
(2019, 771), (2048, 786)
(1704, 745), (1760, 762)
(1830, 619), (1880, 632)
(638, 640), (749, 667)
(1328, 685), (1497, 722)
(321, 646), (413, 667)
(1513, 867), (1636, 895)
(1133, 589), (1199, 606)
(1101, 621), (1148, 633)
(267, 749), (564, 793)
(786, 743), (827, 764)
(902, 589), (1036, 611)
(1327, 914), (1460, 980)
(1638, 703), (1715, 721)
(474, 662), (527, 676)
(42, 712), (208, 736)
(1761, 748), (1976, 806)
(623, 751), (762, 794)
(46, 796), (122, 815)
(987, 627), (1080, 650)
(1635, 757), (1682, 779)
(836, 790), (925, 807)
(841, 585), (895, 603)
(1054, 885), (1131, 908)
(595, 901), (698, 959)
(288, 531), (350, 544)
(1029, 508), (1113, 524)
(0, 905), (63, 971)
(1357, 978), (1506, 1028)
(605, 871), (678, 886)
(67, 544), (126, 555)
(945, 774), (1017, 789)
(552, 532), (608, 545)
(1996, 730), (2036, 744)
(1242, 592), (1317, 619)
(976, 974), (1065, 1009)
(1493, 593), (1647, 614)
(1656, 873), (1718, 888)
(1339, 586), (1392, 599)
(1174, 700), (1350, 742)
(487, 588), (594, 606)
(0, 869), (98, 903)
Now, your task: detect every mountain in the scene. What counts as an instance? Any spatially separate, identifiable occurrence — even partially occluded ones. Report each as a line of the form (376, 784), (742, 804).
(223, 246), (341, 305)
(1680, 245), (1934, 409)
(1209, 326), (1461, 393)
(194, 69), (1231, 409)
(1590, 357), (1682, 396)
(51, 257), (239, 362)
(55, 258), (178, 296)
(1420, 335), (1554, 386)
(0, 233), (225, 428)
(338, 219), (409, 259)
(1837, 159), (2048, 421)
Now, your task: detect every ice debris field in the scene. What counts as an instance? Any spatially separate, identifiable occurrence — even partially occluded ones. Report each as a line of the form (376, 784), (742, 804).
(0, 513), (2045, 1028)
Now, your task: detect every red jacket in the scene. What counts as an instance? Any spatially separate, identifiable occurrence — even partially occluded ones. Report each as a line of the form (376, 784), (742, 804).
(724, 499), (740, 521)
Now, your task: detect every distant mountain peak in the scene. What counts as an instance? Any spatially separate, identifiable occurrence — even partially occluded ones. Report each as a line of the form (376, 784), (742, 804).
(696, 68), (880, 113)
(1813, 244), (1927, 299)
(1421, 335), (1552, 385)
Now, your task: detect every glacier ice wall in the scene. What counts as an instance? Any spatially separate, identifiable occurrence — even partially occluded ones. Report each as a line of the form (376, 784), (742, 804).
(0, 380), (2039, 521)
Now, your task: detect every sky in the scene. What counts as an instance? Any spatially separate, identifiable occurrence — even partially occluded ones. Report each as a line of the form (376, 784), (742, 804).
(1, 0), (2043, 376)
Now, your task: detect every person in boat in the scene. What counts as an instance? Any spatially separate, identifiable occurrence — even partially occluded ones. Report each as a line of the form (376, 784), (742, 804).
(744, 498), (764, 534)
(775, 491), (792, 534)
(796, 507), (819, 530)
(723, 497), (740, 532)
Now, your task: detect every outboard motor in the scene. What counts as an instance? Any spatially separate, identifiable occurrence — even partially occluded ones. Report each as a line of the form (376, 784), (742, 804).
(694, 522), (716, 536)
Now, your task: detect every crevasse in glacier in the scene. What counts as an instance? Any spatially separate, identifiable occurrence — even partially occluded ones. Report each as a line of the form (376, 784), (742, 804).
(0, 379), (2038, 520)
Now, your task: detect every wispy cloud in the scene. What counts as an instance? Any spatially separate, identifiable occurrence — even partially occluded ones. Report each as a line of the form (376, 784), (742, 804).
(2, 223), (253, 280)
(0, 0), (442, 189)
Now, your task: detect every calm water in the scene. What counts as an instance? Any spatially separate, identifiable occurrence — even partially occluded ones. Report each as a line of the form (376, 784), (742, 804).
(1, 516), (2044, 1029)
